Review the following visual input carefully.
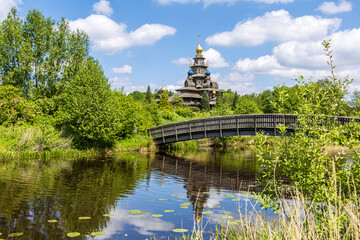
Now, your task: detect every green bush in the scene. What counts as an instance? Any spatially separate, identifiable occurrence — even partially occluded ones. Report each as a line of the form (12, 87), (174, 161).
(57, 58), (120, 149)
(175, 107), (195, 118)
(0, 85), (35, 125)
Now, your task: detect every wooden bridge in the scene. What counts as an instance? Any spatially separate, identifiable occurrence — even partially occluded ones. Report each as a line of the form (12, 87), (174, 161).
(147, 114), (360, 145)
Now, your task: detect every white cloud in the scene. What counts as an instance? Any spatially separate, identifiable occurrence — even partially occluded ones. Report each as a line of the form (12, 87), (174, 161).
(70, 14), (176, 54)
(212, 72), (257, 93)
(317, 0), (352, 15)
(93, 0), (113, 17)
(172, 57), (190, 66)
(172, 49), (228, 68)
(206, 10), (341, 47)
(203, 48), (229, 68)
(0, 0), (22, 20)
(233, 28), (360, 81)
(112, 65), (133, 74)
(154, 0), (293, 6)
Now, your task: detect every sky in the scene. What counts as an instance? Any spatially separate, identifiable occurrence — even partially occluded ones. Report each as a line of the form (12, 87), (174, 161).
(1, 0), (359, 94)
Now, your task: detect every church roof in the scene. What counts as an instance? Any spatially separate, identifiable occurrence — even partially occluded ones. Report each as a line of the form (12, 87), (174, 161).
(177, 92), (203, 99)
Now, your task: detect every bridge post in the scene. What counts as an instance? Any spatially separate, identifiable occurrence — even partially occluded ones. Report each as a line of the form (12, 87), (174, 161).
(203, 119), (207, 138)
(161, 127), (165, 144)
(254, 115), (257, 135)
(273, 115), (276, 136)
(188, 123), (192, 140)
(219, 118), (223, 137)
(236, 116), (239, 136)
(175, 124), (178, 141)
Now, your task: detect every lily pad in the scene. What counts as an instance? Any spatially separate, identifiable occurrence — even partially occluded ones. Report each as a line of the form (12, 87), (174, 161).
(202, 192), (210, 194)
(231, 199), (240, 201)
(152, 214), (163, 217)
(103, 214), (114, 217)
(140, 212), (150, 215)
(212, 205), (221, 208)
(8, 233), (23, 237)
(180, 206), (189, 209)
(47, 219), (58, 223)
(128, 209), (142, 214)
(91, 232), (104, 236)
(78, 217), (91, 220)
(228, 221), (238, 225)
(172, 229), (188, 233)
(157, 198), (168, 201)
(67, 232), (80, 237)
(222, 215), (234, 219)
(225, 194), (235, 198)
(164, 210), (174, 213)
(180, 202), (191, 206)
(202, 211), (213, 214)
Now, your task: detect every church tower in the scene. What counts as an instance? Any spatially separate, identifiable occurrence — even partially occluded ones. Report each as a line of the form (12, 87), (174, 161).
(170, 35), (222, 108)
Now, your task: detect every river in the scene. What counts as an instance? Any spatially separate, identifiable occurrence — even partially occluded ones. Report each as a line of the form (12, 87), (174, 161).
(0, 150), (276, 239)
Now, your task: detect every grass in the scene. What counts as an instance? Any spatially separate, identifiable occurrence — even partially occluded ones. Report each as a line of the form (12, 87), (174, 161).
(114, 134), (156, 153)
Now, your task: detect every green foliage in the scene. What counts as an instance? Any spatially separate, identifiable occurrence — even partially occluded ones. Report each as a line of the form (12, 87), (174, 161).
(253, 40), (360, 237)
(0, 85), (35, 125)
(159, 91), (171, 111)
(175, 107), (195, 118)
(145, 85), (152, 104)
(0, 8), (90, 98)
(234, 95), (262, 114)
(200, 91), (210, 112)
(57, 58), (119, 149)
(170, 96), (185, 108)
(212, 96), (233, 116)
(129, 91), (146, 103)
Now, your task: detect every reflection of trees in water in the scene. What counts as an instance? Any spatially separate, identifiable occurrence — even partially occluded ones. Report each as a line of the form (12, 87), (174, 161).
(0, 155), (150, 239)
(153, 153), (259, 222)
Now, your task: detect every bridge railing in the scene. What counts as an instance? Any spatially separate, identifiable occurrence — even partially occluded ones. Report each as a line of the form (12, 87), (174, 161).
(148, 114), (360, 145)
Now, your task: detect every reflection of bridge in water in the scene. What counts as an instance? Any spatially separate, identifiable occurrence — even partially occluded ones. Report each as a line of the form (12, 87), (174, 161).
(148, 114), (360, 145)
(152, 153), (260, 222)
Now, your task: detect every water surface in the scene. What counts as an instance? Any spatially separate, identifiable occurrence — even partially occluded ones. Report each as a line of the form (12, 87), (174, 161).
(0, 150), (274, 239)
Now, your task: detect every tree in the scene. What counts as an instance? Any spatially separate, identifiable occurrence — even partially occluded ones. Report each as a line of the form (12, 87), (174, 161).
(145, 85), (152, 104)
(0, 8), (90, 98)
(159, 91), (171, 111)
(0, 85), (35, 125)
(234, 95), (262, 114)
(200, 91), (210, 112)
(232, 91), (239, 110)
(170, 96), (185, 108)
(57, 58), (119, 149)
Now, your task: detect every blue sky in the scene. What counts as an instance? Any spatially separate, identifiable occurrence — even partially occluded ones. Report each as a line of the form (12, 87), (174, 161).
(1, 0), (359, 94)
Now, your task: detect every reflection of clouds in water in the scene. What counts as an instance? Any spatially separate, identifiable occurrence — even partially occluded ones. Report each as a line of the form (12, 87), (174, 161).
(206, 193), (223, 208)
(97, 208), (175, 238)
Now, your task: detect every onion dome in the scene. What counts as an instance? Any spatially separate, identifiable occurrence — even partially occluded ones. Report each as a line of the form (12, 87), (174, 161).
(162, 87), (166, 92)
(205, 69), (211, 76)
(213, 90), (216, 95)
(188, 69), (194, 76)
(196, 44), (203, 53)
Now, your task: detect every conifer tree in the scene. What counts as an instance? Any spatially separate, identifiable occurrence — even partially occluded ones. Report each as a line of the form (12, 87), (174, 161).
(159, 91), (171, 111)
(201, 91), (210, 112)
(232, 91), (239, 110)
(146, 85), (152, 104)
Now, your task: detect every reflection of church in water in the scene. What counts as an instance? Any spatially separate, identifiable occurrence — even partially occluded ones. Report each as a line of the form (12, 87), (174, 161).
(170, 36), (223, 108)
(153, 153), (258, 223)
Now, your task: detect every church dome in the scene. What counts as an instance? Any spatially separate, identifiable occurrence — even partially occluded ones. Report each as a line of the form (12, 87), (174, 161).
(205, 69), (211, 76)
(188, 69), (193, 76)
(196, 44), (203, 53)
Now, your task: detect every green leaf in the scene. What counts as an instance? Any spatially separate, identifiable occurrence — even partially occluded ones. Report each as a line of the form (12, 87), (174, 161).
(222, 215), (233, 219)
(91, 232), (104, 236)
(232, 199), (240, 201)
(67, 232), (80, 237)
(172, 229), (188, 233)
(78, 216), (91, 220)
(202, 211), (213, 214)
(128, 210), (141, 214)
(225, 194), (235, 198)
(164, 210), (174, 213)
(180, 202), (191, 206)
(157, 198), (168, 201)
(47, 219), (58, 223)
(152, 214), (163, 218)
(8, 233), (23, 237)
(103, 214), (114, 217)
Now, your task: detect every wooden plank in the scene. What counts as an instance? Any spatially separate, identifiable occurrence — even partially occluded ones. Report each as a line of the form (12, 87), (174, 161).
(204, 119), (207, 138)
(189, 123), (192, 140)
(161, 127), (165, 144)
(175, 124), (178, 141)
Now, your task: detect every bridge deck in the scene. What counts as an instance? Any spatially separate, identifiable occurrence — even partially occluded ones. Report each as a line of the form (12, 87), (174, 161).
(147, 114), (360, 145)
